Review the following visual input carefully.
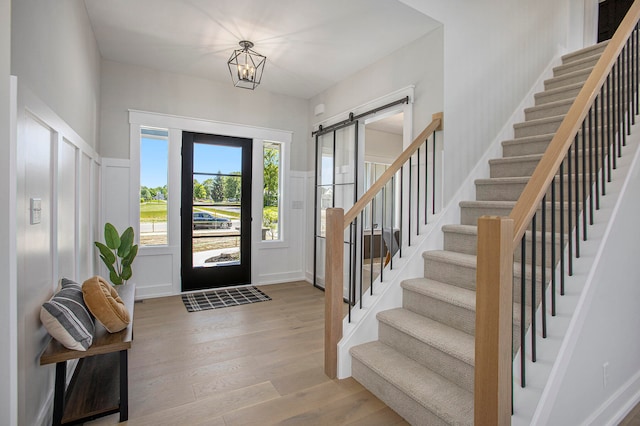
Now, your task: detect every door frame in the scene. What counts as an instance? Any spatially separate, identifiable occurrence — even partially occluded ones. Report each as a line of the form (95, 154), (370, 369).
(181, 132), (252, 291)
(129, 110), (292, 297)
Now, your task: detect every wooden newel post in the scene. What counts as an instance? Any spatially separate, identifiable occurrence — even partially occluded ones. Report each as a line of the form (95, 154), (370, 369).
(325, 208), (344, 379)
(475, 216), (514, 426)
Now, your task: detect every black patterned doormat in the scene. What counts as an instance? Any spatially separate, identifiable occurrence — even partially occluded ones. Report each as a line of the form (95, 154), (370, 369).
(182, 286), (271, 312)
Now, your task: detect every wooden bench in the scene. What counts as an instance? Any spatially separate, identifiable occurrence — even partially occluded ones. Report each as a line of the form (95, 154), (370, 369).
(40, 283), (135, 425)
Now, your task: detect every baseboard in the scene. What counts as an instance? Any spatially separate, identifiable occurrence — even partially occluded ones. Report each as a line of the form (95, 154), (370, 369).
(585, 370), (640, 426)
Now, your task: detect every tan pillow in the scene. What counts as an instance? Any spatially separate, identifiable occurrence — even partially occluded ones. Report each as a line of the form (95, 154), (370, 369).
(82, 276), (130, 333)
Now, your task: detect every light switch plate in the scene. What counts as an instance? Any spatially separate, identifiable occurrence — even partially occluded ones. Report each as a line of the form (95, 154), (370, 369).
(30, 198), (42, 225)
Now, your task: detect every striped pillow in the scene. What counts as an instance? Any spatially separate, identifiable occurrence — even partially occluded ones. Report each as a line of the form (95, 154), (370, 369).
(40, 278), (95, 351)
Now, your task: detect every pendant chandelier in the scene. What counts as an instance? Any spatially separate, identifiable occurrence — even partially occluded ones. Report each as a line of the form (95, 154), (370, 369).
(227, 40), (266, 90)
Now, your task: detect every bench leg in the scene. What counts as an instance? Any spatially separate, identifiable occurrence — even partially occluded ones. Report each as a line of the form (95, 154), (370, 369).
(53, 361), (66, 426)
(119, 350), (128, 422)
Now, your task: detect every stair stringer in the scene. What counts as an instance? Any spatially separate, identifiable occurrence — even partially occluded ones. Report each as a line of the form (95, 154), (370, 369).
(513, 120), (640, 426)
(336, 52), (564, 379)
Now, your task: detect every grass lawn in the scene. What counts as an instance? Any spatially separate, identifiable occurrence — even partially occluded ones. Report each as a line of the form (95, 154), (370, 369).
(140, 201), (167, 221)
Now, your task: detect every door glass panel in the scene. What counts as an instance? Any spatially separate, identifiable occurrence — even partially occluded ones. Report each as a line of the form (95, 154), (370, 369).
(192, 144), (242, 269)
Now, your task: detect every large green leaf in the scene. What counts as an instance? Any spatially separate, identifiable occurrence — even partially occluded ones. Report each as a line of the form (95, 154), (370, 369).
(95, 242), (116, 265)
(118, 227), (134, 258)
(104, 223), (121, 250)
(122, 244), (138, 267)
(121, 264), (132, 281)
(110, 270), (123, 285)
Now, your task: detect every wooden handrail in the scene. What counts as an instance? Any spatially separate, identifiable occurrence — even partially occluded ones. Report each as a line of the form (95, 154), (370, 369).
(509, 1), (640, 244)
(343, 112), (443, 227)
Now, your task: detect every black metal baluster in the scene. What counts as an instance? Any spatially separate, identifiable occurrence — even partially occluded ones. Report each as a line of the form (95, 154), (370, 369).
(582, 119), (588, 241)
(424, 140), (428, 225)
(541, 194), (547, 338)
(432, 132), (436, 215)
(359, 211), (364, 308)
(348, 221), (354, 321)
(560, 162), (565, 296)
(399, 167), (404, 258)
(531, 213), (537, 363)
(391, 175), (396, 270)
(369, 198), (375, 295)
(608, 72), (615, 176)
(600, 86), (607, 196)
(409, 156), (412, 246)
(551, 177), (557, 316)
(588, 108), (594, 226)
(575, 124), (581, 257)
(627, 41), (632, 136)
(521, 237), (526, 388)
(416, 147), (420, 232)
(594, 99), (600, 209)
(568, 142), (573, 276)
(380, 189), (385, 282)
(618, 56), (624, 153)
(636, 25), (639, 116)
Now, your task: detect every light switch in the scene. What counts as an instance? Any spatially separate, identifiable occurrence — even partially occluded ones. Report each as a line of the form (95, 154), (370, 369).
(30, 198), (42, 225)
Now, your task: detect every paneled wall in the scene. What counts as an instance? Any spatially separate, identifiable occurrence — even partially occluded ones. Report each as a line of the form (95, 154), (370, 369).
(15, 84), (100, 426)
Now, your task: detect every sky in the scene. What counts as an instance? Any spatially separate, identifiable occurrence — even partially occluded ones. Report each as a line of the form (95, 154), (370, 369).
(141, 138), (242, 188)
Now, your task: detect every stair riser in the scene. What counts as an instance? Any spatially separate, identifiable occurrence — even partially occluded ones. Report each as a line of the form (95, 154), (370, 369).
(503, 137), (554, 157)
(443, 228), (562, 267)
(544, 71), (591, 91)
(490, 152), (603, 178)
(422, 254), (550, 305)
(525, 103), (571, 122)
(460, 204), (571, 232)
(475, 178), (587, 201)
(562, 43), (607, 63)
(423, 257), (476, 291)
(514, 118), (564, 139)
(402, 288), (475, 336)
(536, 82), (630, 106)
(379, 322), (474, 393)
(535, 85), (581, 105)
(554, 56), (600, 76)
(351, 359), (450, 426)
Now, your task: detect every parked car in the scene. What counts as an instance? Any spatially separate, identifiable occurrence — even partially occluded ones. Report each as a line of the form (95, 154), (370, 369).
(192, 212), (232, 229)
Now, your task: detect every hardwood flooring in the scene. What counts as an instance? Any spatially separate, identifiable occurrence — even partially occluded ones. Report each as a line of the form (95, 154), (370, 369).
(87, 281), (408, 426)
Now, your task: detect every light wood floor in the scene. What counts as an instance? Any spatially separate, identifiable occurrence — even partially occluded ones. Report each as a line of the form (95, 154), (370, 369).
(88, 281), (408, 426)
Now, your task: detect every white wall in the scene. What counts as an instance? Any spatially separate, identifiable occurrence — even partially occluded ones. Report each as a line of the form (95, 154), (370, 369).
(364, 127), (403, 164)
(308, 27), (444, 166)
(0, 0), (16, 424)
(10, 0), (101, 149)
(399, 0), (589, 204)
(10, 2), (102, 425)
(99, 60), (310, 170)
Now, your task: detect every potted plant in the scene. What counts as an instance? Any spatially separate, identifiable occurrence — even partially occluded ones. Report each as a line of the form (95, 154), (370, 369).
(95, 223), (138, 285)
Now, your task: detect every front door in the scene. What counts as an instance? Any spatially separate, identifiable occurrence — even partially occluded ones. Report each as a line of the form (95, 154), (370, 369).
(181, 132), (252, 291)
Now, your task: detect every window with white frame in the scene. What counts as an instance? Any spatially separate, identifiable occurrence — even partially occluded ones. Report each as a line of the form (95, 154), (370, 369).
(262, 141), (282, 241)
(139, 127), (169, 246)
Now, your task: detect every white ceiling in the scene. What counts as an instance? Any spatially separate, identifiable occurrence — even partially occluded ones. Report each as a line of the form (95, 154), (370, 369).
(83, 0), (439, 99)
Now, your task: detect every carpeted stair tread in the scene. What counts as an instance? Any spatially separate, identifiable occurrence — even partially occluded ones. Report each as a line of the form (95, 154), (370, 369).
(378, 308), (475, 366)
(553, 53), (601, 76)
(350, 341), (473, 426)
(422, 250), (476, 268)
(502, 133), (556, 157)
(560, 40), (609, 63)
(402, 278), (476, 311)
(544, 67), (592, 90)
(534, 81), (583, 104)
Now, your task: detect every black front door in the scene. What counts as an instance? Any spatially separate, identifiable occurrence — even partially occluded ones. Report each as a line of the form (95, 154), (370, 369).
(181, 132), (252, 291)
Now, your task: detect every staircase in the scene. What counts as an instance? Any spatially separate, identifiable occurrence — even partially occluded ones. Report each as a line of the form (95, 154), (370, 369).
(349, 41), (610, 425)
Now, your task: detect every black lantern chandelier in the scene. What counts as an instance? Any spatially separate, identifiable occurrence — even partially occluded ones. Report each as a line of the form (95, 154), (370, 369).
(227, 40), (266, 90)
